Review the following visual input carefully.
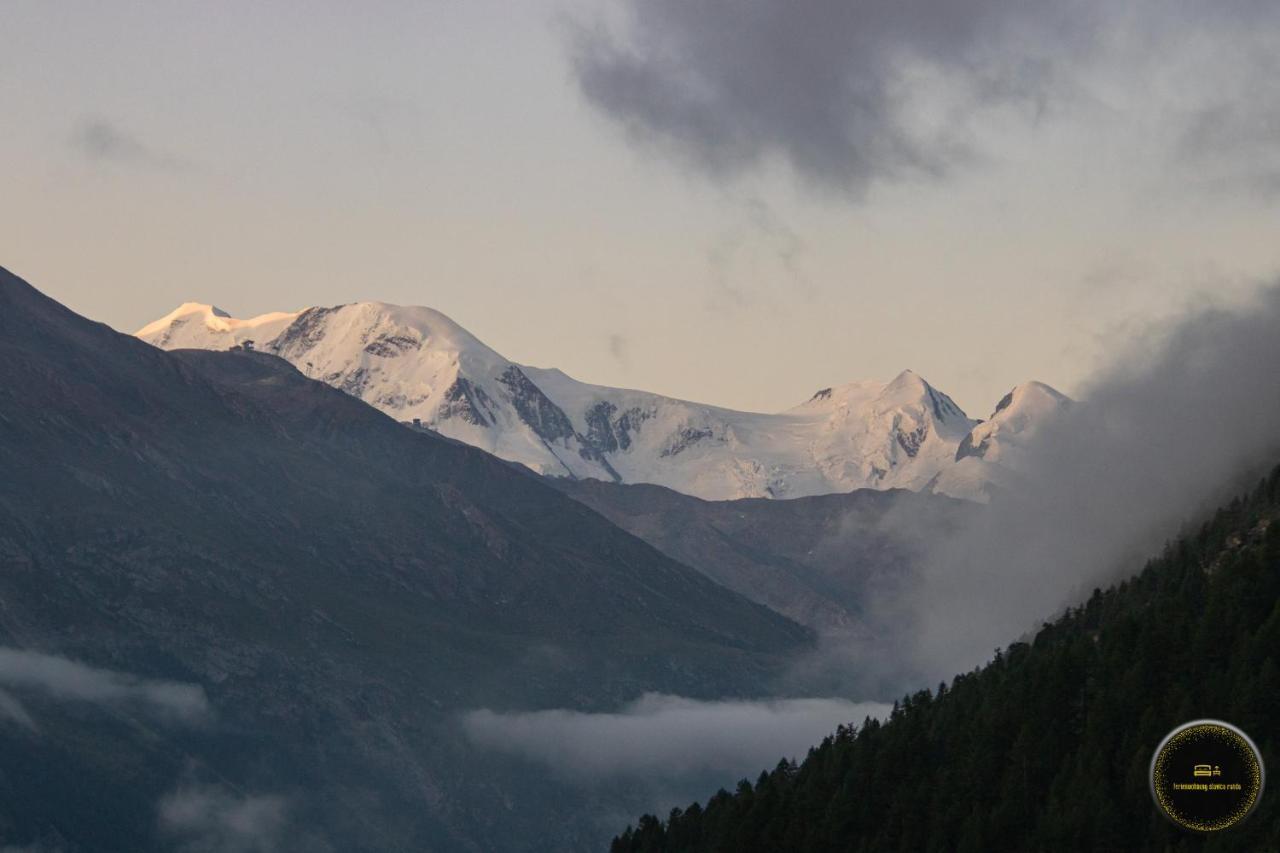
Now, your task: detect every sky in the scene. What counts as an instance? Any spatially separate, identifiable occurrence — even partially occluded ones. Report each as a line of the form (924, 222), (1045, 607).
(3, 1), (1279, 414)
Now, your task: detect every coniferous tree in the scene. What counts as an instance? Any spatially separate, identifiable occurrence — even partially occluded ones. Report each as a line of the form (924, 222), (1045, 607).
(612, 465), (1280, 852)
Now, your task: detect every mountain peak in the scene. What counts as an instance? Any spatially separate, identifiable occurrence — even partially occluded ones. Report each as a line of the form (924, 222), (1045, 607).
(136, 302), (299, 340)
(788, 378), (886, 413)
(990, 381), (1071, 419)
(877, 369), (970, 426)
(137, 297), (1054, 503)
(952, 380), (1073, 471)
(134, 302), (222, 336)
(882, 368), (928, 395)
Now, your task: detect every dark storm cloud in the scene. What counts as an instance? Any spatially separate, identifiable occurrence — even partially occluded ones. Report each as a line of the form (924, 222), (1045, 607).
(569, 1), (1280, 197)
(570, 0), (1097, 196)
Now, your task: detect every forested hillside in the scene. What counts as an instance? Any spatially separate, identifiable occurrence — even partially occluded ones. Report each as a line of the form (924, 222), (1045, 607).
(612, 465), (1280, 852)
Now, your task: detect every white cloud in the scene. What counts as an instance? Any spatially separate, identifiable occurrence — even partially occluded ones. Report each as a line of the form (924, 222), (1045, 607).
(0, 647), (209, 724)
(463, 693), (890, 780)
(158, 786), (288, 853)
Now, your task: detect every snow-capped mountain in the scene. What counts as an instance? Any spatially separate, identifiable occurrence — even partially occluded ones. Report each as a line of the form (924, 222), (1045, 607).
(137, 301), (1068, 501)
(928, 380), (1073, 499)
(956, 381), (1072, 466)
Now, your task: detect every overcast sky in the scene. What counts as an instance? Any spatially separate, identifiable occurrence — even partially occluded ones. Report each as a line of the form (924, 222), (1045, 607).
(3, 1), (1278, 414)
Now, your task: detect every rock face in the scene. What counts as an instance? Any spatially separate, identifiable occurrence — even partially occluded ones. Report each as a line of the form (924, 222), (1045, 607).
(0, 268), (809, 851)
(138, 302), (1071, 502)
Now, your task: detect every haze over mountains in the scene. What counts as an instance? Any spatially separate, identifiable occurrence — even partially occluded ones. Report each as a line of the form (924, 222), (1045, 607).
(0, 268), (811, 850)
(12, 265), (1280, 851)
(138, 302), (1070, 503)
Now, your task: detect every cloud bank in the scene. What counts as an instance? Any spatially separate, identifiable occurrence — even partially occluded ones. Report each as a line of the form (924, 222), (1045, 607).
(834, 282), (1280, 688)
(0, 647), (209, 725)
(463, 693), (889, 780)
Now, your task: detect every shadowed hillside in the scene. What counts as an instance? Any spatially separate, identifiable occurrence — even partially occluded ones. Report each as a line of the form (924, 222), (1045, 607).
(0, 267), (809, 851)
(553, 478), (973, 633)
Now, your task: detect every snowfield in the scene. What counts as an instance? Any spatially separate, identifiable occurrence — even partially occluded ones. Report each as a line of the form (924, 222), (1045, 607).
(137, 301), (1069, 502)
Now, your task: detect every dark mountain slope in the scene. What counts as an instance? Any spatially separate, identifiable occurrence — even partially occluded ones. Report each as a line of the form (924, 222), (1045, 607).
(611, 466), (1280, 852)
(553, 478), (973, 632)
(0, 267), (808, 851)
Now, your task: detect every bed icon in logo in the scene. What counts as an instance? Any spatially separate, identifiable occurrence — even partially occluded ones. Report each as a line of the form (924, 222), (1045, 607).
(1150, 720), (1265, 832)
